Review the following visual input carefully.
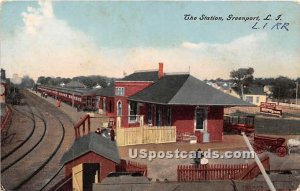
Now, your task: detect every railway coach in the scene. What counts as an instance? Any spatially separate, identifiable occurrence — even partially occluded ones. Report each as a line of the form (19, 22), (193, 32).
(37, 85), (97, 111)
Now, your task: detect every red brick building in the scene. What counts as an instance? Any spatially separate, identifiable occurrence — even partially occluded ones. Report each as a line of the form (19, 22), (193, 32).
(96, 63), (251, 143)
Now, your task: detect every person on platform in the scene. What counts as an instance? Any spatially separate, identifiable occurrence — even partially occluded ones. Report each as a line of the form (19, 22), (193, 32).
(95, 128), (101, 134)
(57, 99), (61, 108)
(110, 128), (115, 141)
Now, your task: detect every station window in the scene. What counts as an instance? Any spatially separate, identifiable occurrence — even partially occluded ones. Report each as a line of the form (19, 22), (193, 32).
(115, 87), (125, 96)
(129, 101), (137, 122)
(256, 96), (260, 103)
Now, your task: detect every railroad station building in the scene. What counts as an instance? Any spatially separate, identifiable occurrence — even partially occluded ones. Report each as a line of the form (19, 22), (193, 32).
(96, 63), (251, 143)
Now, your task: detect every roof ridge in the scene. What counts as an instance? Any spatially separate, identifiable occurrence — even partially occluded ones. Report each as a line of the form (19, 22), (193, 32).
(165, 72), (189, 75)
(88, 133), (94, 150)
(167, 74), (190, 104)
(133, 69), (158, 73)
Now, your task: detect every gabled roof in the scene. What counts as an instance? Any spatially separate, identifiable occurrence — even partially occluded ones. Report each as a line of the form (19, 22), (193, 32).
(60, 133), (120, 165)
(65, 80), (86, 88)
(119, 70), (159, 82)
(129, 74), (252, 106)
(245, 86), (265, 95)
(95, 85), (115, 97)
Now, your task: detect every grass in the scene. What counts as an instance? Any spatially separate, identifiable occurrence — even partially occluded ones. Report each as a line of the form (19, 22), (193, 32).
(255, 117), (300, 135)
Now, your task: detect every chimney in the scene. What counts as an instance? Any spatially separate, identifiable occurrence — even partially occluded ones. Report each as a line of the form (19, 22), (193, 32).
(158, 62), (164, 79)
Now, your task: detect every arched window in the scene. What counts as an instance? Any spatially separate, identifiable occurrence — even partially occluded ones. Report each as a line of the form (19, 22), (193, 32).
(117, 100), (122, 116)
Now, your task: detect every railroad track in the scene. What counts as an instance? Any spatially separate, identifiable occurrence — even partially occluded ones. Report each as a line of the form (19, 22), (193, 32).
(28, 90), (80, 191)
(1, 104), (47, 174)
(1, 104), (35, 161)
(1, 91), (67, 191)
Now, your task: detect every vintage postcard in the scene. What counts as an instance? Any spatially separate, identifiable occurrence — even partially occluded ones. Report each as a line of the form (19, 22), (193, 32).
(1, 1), (300, 191)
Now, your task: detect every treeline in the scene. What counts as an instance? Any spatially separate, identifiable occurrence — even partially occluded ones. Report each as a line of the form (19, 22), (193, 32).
(208, 67), (300, 101)
(37, 75), (116, 88)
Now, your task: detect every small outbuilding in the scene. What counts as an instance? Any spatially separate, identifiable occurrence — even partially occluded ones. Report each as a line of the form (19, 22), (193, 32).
(60, 132), (120, 182)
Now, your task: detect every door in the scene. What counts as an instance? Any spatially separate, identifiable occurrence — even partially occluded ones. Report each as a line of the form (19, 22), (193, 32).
(195, 107), (206, 131)
(72, 163), (100, 191)
(156, 105), (162, 126)
(102, 97), (106, 114)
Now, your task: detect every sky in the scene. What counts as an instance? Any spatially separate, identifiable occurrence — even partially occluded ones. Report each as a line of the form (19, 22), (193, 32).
(1, 0), (300, 81)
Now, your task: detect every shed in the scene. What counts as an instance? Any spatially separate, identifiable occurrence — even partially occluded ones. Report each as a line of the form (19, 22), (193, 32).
(60, 132), (120, 181)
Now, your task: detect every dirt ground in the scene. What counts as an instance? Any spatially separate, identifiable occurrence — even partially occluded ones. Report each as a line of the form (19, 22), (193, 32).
(27, 90), (300, 182)
(119, 134), (300, 181)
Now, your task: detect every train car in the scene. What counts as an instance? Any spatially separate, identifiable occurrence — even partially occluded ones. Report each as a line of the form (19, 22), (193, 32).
(224, 113), (255, 135)
(37, 85), (97, 111)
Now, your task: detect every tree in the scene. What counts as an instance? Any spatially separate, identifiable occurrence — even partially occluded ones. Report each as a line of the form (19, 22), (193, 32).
(37, 76), (46, 85)
(21, 75), (35, 88)
(272, 76), (295, 102)
(230, 67), (254, 94)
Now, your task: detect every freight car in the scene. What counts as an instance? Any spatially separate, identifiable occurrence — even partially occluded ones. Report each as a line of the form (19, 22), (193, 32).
(37, 85), (97, 111)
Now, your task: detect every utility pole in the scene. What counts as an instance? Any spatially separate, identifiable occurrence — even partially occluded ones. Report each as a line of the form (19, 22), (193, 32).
(241, 83), (244, 100)
(296, 81), (299, 105)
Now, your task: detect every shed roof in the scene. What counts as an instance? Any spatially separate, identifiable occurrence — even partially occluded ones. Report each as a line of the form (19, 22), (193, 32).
(60, 133), (120, 165)
(129, 74), (252, 106)
(118, 70), (159, 82)
(95, 85), (115, 97)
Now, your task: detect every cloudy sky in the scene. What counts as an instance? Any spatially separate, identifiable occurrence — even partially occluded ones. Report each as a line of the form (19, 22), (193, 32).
(1, 1), (300, 80)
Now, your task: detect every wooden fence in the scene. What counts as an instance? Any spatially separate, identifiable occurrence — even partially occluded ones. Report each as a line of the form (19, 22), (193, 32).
(177, 155), (270, 182)
(178, 163), (249, 181)
(74, 114), (91, 139)
(116, 126), (176, 146)
(115, 116), (176, 146)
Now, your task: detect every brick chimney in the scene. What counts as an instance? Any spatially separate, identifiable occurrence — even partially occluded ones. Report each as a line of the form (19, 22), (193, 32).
(158, 62), (164, 79)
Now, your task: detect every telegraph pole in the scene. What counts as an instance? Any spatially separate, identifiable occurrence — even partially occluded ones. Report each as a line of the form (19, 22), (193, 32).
(296, 81), (299, 105)
(241, 83), (244, 100)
